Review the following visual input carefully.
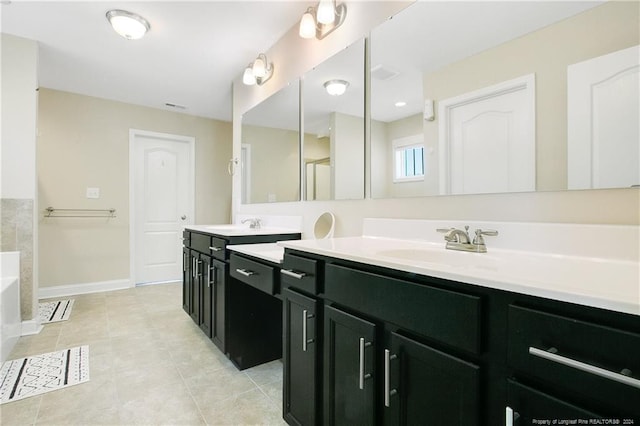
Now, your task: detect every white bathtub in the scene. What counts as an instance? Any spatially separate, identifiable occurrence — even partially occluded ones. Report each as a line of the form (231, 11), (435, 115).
(1, 251), (21, 362)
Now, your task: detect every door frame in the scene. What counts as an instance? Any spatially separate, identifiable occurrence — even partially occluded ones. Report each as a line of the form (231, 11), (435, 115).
(128, 128), (195, 287)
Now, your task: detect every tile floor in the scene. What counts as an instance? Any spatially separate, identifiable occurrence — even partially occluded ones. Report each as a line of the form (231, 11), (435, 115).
(0, 282), (286, 425)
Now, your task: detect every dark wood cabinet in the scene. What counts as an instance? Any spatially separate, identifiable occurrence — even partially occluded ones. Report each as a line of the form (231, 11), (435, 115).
(283, 288), (319, 426)
(182, 229), (300, 357)
(385, 332), (480, 426)
(182, 247), (191, 315)
(199, 254), (213, 337)
(210, 258), (227, 352)
(323, 305), (377, 426)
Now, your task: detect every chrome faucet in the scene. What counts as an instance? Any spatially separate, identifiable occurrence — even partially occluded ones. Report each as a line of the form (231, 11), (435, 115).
(437, 226), (498, 253)
(241, 218), (262, 229)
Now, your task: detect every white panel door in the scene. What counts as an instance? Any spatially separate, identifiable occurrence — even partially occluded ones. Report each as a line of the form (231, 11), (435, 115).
(439, 74), (536, 195)
(567, 45), (640, 190)
(132, 130), (194, 285)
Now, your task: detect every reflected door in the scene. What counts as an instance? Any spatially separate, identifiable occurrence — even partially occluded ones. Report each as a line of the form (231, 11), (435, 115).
(132, 130), (194, 285)
(439, 74), (536, 195)
(567, 45), (640, 190)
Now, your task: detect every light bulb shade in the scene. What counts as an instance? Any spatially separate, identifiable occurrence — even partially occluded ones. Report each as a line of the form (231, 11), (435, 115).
(316, 0), (335, 24)
(243, 66), (256, 85)
(252, 55), (266, 78)
(106, 10), (150, 40)
(324, 79), (349, 96)
(299, 10), (316, 39)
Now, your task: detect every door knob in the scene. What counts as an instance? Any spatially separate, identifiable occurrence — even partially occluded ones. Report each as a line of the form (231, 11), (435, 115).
(181, 215), (187, 220)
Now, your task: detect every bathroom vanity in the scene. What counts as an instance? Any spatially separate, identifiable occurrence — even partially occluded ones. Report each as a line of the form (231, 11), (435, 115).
(278, 219), (640, 425)
(182, 225), (300, 355)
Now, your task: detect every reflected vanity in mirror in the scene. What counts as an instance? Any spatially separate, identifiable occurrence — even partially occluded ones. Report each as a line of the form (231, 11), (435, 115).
(241, 80), (300, 204)
(303, 38), (365, 201)
(370, 1), (639, 198)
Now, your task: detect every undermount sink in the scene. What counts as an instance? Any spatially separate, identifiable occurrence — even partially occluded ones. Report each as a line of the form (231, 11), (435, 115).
(376, 247), (501, 270)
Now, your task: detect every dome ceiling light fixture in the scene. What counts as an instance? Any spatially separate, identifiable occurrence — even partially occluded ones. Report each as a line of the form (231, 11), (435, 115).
(324, 79), (349, 96)
(299, 0), (347, 40)
(106, 9), (150, 40)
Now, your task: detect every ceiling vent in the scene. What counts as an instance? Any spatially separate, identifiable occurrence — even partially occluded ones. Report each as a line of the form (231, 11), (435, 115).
(165, 103), (187, 110)
(371, 64), (400, 81)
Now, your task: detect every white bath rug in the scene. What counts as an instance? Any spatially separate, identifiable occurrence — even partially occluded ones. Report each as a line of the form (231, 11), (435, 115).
(38, 299), (75, 324)
(0, 345), (90, 404)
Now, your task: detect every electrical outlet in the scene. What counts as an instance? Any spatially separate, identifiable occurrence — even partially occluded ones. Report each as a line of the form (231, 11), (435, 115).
(86, 187), (100, 199)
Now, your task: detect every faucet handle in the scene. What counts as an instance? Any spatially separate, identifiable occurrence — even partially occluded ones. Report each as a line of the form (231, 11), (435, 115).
(436, 228), (454, 233)
(473, 229), (498, 245)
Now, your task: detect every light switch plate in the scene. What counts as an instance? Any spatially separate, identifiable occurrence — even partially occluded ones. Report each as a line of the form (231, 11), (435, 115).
(86, 187), (100, 199)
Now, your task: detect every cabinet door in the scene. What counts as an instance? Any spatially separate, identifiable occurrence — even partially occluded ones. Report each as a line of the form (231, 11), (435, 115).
(210, 258), (227, 353)
(182, 247), (191, 315)
(506, 379), (602, 423)
(324, 305), (376, 426)
(199, 255), (213, 337)
(283, 288), (319, 426)
(385, 332), (480, 426)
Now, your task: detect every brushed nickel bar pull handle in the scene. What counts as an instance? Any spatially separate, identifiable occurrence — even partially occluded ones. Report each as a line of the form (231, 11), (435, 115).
(207, 266), (211, 288)
(359, 338), (372, 390)
(529, 346), (640, 389)
(302, 310), (314, 352)
(505, 406), (519, 426)
(235, 268), (254, 277)
(384, 349), (398, 407)
(183, 253), (186, 272)
(302, 309), (308, 352)
(281, 269), (306, 279)
(209, 246), (223, 252)
(192, 257), (196, 278)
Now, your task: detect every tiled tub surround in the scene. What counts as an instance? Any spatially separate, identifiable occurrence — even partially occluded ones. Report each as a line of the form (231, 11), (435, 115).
(0, 199), (35, 320)
(279, 218), (640, 315)
(1, 252), (21, 362)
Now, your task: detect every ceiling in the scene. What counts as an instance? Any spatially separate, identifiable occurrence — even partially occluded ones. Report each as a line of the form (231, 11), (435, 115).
(1, 1), (311, 121)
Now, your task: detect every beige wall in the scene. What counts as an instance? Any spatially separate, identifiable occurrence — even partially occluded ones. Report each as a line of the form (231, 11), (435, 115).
(233, 2), (639, 238)
(242, 125), (299, 203)
(424, 0), (640, 192)
(1, 34), (39, 321)
(38, 89), (232, 288)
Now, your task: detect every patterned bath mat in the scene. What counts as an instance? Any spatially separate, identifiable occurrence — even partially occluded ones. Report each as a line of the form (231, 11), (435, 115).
(0, 345), (90, 404)
(38, 299), (75, 324)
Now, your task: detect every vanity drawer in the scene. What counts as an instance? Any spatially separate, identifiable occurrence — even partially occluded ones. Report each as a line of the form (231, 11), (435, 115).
(508, 305), (640, 415)
(325, 263), (481, 354)
(209, 237), (227, 260)
(230, 253), (277, 295)
(281, 253), (319, 295)
(190, 232), (212, 254)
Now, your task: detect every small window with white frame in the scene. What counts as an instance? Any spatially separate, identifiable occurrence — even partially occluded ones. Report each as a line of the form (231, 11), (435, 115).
(393, 135), (425, 182)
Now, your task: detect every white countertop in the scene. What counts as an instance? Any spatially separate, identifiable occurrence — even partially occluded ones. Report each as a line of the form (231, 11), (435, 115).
(278, 236), (640, 316)
(185, 224), (300, 237)
(227, 243), (284, 264)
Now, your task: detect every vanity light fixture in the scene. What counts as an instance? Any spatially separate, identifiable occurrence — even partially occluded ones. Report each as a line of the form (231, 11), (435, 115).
(242, 53), (274, 86)
(299, 0), (347, 40)
(106, 9), (150, 40)
(324, 79), (349, 96)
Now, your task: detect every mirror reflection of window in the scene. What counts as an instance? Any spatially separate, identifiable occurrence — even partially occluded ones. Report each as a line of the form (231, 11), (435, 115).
(370, 1), (639, 198)
(393, 136), (425, 183)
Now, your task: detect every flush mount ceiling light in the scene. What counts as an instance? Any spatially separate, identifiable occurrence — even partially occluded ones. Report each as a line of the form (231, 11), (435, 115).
(242, 53), (274, 86)
(106, 9), (150, 40)
(299, 0), (347, 40)
(324, 79), (349, 96)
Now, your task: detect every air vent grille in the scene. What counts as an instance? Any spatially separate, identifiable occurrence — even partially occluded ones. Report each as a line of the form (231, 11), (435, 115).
(371, 64), (400, 81)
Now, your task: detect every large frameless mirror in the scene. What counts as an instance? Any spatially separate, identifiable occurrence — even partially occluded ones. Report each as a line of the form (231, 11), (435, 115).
(303, 38), (365, 201)
(370, 1), (639, 198)
(241, 80), (300, 204)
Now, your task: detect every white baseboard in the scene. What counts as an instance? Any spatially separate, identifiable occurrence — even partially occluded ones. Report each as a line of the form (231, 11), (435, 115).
(39, 279), (133, 300)
(21, 318), (43, 336)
